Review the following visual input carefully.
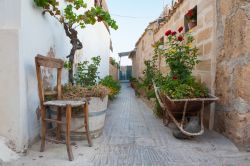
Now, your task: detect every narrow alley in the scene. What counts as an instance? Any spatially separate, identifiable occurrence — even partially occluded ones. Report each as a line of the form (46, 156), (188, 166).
(7, 84), (250, 166)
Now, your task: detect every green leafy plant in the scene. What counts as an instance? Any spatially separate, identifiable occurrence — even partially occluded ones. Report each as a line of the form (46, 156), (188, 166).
(139, 55), (161, 99)
(143, 57), (158, 87)
(109, 57), (118, 67)
(146, 89), (156, 99)
(163, 28), (199, 81)
(154, 100), (164, 118)
(129, 77), (137, 82)
(74, 56), (101, 87)
(155, 27), (208, 99)
(159, 75), (208, 99)
(99, 76), (121, 100)
(33, 0), (118, 83)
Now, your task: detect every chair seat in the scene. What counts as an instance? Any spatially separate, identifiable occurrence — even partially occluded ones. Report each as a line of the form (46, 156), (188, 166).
(44, 100), (85, 107)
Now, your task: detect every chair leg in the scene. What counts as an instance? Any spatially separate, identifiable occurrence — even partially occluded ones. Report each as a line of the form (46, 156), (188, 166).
(56, 107), (62, 141)
(66, 105), (74, 161)
(83, 102), (93, 147)
(40, 106), (46, 152)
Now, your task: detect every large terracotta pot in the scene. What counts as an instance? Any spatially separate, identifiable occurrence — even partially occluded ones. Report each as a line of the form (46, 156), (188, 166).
(51, 96), (108, 140)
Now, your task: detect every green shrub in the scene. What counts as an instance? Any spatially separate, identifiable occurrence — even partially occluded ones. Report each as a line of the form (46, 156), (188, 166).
(142, 55), (159, 88)
(154, 27), (209, 99)
(109, 57), (119, 67)
(159, 75), (208, 99)
(154, 100), (164, 118)
(99, 76), (121, 100)
(74, 56), (101, 87)
(130, 77), (137, 82)
(146, 89), (156, 99)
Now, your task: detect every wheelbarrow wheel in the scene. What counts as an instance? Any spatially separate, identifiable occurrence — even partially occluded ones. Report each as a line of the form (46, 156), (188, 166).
(173, 116), (201, 139)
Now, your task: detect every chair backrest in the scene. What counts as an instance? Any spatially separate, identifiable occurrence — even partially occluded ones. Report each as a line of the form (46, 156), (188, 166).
(35, 55), (64, 105)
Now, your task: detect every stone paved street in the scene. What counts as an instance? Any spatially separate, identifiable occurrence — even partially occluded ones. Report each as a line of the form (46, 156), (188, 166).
(6, 83), (250, 166)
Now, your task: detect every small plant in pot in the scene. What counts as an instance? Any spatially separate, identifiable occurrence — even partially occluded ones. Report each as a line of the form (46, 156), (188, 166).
(154, 27), (218, 139)
(50, 56), (110, 140)
(63, 56), (109, 100)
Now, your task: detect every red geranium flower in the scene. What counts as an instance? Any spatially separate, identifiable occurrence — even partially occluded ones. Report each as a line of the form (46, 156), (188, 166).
(171, 31), (177, 36)
(178, 26), (183, 33)
(186, 9), (193, 17)
(165, 30), (172, 36)
(177, 36), (183, 41)
(172, 76), (178, 80)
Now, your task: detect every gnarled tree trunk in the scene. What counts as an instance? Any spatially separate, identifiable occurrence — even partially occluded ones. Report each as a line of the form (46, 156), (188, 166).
(63, 23), (83, 84)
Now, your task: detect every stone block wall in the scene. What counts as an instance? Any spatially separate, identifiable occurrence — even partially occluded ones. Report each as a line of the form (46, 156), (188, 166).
(214, 0), (250, 150)
(109, 63), (118, 81)
(133, 23), (157, 79)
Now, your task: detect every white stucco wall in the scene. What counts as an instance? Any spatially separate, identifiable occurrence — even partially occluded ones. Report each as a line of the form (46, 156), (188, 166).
(76, 0), (111, 78)
(18, 0), (71, 150)
(79, 24), (111, 78)
(0, 0), (111, 151)
(0, 0), (23, 151)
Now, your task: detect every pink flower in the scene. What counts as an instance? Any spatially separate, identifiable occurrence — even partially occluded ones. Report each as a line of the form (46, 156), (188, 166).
(178, 26), (183, 33)
(165, 30), (172, 36)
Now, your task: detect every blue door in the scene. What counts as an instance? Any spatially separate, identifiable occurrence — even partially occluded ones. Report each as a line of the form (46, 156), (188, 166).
(119, 66), (132, 81)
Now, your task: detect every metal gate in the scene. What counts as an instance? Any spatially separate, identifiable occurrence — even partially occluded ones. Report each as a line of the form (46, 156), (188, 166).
(119, 66), (132, 81)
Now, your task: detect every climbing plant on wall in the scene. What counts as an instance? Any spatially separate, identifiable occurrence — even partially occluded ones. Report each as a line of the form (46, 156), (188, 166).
(34, 0), (118, 84)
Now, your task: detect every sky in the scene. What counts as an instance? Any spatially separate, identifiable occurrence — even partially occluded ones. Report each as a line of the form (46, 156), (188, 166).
(107, 0), (172, 66)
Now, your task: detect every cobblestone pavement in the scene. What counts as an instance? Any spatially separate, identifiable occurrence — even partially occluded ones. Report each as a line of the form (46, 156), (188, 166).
(6, 83), (250, 166)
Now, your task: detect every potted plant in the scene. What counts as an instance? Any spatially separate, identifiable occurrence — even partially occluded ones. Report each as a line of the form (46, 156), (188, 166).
(60, 84), (109, 140)
(185, 9), (197, 29)
(48, 56), (110, 140)
(154, 27), (218, 138)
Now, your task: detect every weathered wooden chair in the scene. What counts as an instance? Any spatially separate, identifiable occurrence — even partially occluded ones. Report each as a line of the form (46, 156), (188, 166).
(35, 55), (92, 161)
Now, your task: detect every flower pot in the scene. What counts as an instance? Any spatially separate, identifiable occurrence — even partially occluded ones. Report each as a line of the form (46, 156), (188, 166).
(188, 20), (197, 30)
(51, 96), (108, 140)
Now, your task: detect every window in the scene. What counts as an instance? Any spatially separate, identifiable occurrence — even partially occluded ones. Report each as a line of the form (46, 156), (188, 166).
(184, 6), (197, 32)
